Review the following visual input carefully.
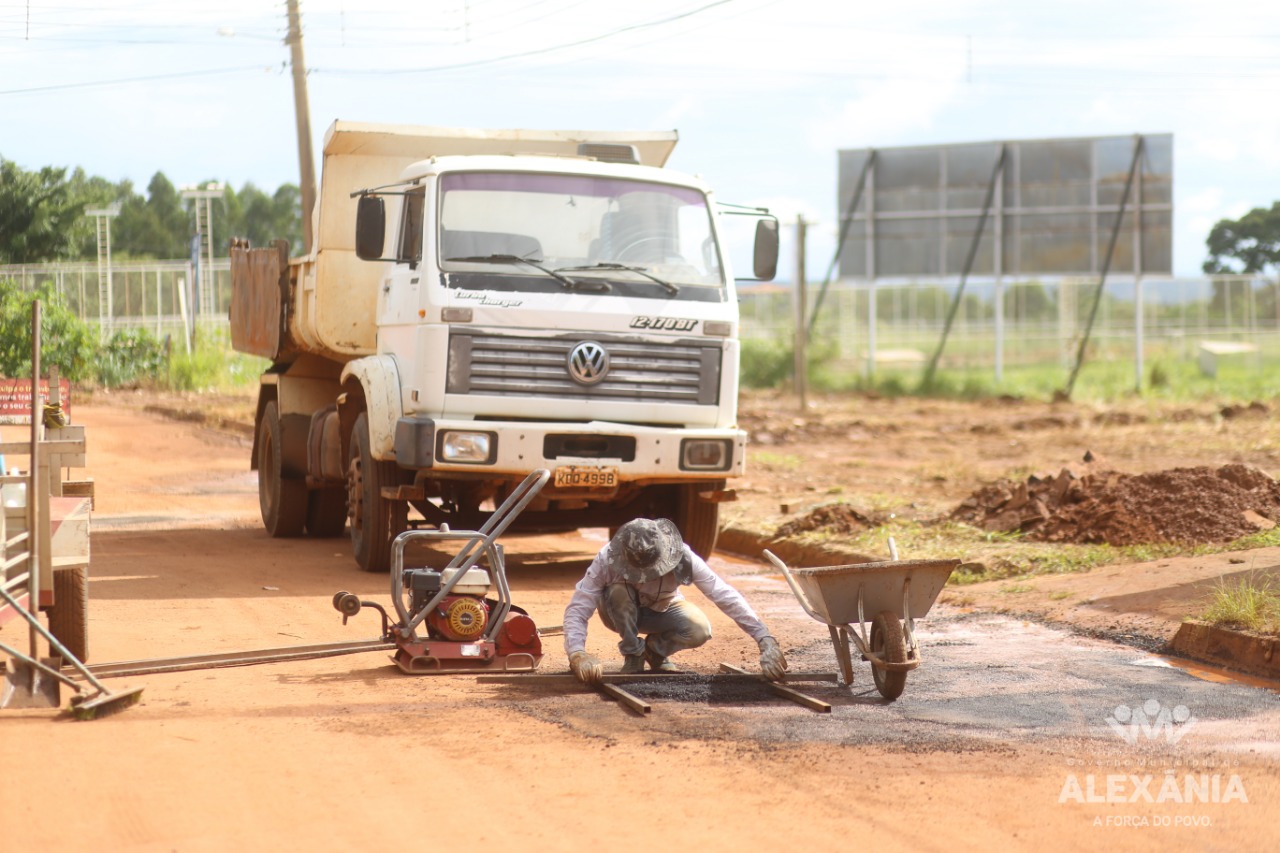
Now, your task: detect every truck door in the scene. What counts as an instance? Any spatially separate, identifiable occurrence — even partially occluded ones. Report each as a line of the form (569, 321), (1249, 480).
(378, 185), (427, 331)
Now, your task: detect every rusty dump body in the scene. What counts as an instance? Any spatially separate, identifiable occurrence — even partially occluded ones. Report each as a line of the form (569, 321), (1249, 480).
(229, 238), (293, 362)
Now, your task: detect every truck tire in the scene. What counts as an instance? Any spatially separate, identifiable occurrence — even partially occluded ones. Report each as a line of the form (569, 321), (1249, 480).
(48, 566), (89, 663)
(258, 400), (307, 537)
(306, 488), (347, 538)
(675, 483), (720, 560)
(347, 412), (407, 572)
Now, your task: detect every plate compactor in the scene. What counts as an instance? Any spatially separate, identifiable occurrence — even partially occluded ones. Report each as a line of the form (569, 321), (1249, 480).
(332, 468), (549, 674)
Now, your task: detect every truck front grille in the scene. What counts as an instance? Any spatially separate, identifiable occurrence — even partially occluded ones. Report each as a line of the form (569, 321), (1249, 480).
(447, 332), (721, 406)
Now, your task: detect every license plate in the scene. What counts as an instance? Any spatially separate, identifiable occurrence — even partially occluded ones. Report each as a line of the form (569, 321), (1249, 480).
(554, 466), (619, 489)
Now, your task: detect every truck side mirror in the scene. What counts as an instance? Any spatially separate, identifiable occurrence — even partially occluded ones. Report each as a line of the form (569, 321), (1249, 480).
(355, 195), (386, 261)
(753, 218), (779, 281)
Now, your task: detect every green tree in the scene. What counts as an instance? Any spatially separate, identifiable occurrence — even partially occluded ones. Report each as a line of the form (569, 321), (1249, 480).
(0, 279), (97, 381)
(0, 158), (104, 263)
(224, 182), (302, 252)
(114, 172), (189, 259)
(1004, 281), (1056, 322)
(1203, 202), (1280, 274)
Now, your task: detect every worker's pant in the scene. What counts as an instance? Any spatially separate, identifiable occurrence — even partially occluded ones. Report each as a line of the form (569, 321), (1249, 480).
(599, 583), (712, 659)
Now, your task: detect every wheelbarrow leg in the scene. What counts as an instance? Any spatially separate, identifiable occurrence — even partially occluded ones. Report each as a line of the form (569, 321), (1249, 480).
(829, 625), (855, 687)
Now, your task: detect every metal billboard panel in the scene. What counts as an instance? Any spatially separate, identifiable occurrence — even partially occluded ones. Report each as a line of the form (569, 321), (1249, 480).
(837, 134), (1172, 279)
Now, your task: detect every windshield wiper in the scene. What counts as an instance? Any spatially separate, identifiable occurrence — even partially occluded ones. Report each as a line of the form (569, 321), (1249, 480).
(557, 262), (679, 295)
(445, 254), (609, 292)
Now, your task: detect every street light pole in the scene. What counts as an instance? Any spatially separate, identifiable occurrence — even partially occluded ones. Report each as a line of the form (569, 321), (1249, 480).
(84, 204), (120, 342)
(180, 184), (226, 330)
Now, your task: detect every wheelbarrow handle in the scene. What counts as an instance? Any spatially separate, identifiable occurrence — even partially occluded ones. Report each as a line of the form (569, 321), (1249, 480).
(763, 549), (831, 627)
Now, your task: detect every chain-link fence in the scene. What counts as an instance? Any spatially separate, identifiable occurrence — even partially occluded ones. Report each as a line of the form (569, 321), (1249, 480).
(0, 259), (232, 346)
(740, 274), (1279, 386)
(5, 260), (1277, 386)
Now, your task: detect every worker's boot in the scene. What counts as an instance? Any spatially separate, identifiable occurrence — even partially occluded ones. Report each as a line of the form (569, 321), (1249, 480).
(644, 636), (679, 673)
(620, 653), (647, 675)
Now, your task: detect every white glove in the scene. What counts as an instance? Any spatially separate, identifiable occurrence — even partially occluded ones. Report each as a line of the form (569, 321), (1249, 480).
(569, 651), (603, 686)
(757, 636), (788, 682)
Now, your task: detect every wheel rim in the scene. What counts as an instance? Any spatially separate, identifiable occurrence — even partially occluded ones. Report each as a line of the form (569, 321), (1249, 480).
(347, 455), (365, 537)
(871, 624), (887, 689)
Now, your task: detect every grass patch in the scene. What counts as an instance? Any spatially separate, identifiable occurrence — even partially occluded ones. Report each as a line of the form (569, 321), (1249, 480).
(1200, 573), (1280, 634)
(775, 517), (1280, 587)
(744, 333), (1280, 406)
(161, 331), (268, 392)
(751, 450), (804, 470)
(1048, 590), (1074, 601)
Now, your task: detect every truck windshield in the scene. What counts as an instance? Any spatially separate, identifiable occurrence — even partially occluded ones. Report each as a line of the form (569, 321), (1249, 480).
(438, 171), (725, 300)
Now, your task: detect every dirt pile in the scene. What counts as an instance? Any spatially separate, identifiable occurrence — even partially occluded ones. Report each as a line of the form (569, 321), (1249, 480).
(950, 463), (1280, 546)
(774, 503), (879, 538)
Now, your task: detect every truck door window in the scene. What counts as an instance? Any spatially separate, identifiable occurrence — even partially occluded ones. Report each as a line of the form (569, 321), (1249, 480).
(397, 186), (425, 266)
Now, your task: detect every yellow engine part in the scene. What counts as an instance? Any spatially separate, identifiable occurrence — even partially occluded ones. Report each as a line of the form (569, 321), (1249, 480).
(444, 597), (487, 640)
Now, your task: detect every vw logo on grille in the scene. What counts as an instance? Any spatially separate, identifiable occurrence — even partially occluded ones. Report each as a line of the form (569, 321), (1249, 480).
(567, 341), (610, 385)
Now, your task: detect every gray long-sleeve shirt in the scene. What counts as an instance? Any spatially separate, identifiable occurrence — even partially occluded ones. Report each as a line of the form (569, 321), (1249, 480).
(563, 541), (771, 654)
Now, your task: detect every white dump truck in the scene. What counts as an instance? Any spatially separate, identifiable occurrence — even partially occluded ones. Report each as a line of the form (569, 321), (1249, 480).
(230, 121), (778, 572)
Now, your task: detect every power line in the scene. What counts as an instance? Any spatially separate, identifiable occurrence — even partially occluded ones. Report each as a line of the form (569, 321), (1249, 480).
(0, 64), (273, 96)
(314, 0), (739, 75)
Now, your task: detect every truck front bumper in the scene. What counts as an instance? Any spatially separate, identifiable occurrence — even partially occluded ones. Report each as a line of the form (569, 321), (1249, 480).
(393, 416), (745, 486)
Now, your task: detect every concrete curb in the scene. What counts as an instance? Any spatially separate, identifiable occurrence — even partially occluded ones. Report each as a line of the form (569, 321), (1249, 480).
(1170, 620), (1280, 680)
(142, 404), (255, 437)
(717, 525), (878, 569)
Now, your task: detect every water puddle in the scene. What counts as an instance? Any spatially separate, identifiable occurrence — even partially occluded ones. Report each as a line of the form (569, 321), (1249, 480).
(1134, 655), (1280, 691)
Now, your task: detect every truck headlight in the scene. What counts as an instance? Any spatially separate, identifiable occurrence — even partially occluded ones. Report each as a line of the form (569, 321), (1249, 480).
(680, 438), (732, 471)
(439, 430), (496, 464)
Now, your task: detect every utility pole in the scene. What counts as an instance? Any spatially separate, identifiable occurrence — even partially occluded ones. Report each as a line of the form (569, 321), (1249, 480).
(84, 204), (120, 342)
(286, 0), (317, 255)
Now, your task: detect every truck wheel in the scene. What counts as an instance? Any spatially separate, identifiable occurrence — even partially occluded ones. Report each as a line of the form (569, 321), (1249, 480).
(675, 483), (720, 559)
(306, 488), (347, 538)
(258, 400), (307, 537)
(48, 566), (89, 663)
(347, 412), (407, 572)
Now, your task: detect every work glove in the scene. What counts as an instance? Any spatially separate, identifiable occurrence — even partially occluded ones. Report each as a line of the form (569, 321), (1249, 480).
(568, 651), (604, 687)
(757, 636), (788, 682)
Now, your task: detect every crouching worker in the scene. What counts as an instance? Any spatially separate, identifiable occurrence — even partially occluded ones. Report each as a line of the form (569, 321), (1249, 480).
(564, 518), (788, 686)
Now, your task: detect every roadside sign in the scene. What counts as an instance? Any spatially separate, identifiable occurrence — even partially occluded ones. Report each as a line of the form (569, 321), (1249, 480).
(0, 378), (72, 424)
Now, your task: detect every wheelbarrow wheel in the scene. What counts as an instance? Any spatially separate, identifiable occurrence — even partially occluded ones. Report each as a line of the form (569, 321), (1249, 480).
(870, 610), (908, 700)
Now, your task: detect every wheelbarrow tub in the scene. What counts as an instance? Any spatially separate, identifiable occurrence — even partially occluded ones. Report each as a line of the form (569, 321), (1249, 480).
(787, 558), (960, 625)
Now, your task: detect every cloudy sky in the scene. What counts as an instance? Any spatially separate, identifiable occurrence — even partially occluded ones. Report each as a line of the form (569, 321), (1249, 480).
(2, 0), (1278, 276)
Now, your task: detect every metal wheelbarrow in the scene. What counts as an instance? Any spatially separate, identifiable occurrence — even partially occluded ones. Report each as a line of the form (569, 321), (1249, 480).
(765, 547), (959, 700)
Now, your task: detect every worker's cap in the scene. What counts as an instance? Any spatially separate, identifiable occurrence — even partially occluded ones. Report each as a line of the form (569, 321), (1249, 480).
(608, 518), (684, 584)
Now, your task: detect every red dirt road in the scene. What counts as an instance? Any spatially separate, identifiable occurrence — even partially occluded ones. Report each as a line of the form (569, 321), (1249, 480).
(2, 402), (1278, 852)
